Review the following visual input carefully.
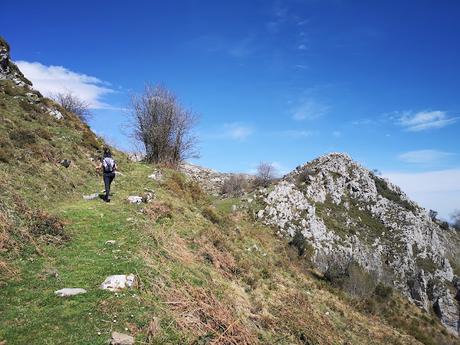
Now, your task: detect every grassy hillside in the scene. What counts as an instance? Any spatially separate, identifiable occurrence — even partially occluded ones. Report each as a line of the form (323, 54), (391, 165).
(1, 39), (458, 345)
(1, 159), (459, 344)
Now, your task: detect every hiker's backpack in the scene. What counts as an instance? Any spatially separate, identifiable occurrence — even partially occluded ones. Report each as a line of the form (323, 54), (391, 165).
(102, 157), (115, 173)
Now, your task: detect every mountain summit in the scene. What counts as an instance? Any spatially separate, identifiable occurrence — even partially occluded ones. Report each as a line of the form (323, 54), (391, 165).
(256, 152), (459, 335)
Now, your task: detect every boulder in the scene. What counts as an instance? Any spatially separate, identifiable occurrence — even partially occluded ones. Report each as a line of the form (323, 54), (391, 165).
(127, 196), (143, 204)
(105, 240), (116, 245)
(83, 193), (100, 200)
(54, 288), (87, 297)
(109, 331), (135, 345)
(100, 274), (136, 291)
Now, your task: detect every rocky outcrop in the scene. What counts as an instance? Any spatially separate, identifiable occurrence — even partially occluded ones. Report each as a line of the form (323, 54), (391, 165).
(0, 37), (32, 87)
(0, 37), (66, 121)
(255, 152), (460, 335)
(179, 162), (254, 196)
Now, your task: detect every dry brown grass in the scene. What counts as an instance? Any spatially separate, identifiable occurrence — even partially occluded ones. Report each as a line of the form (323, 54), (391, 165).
(143, 201), (173, 222)
(161, 282), (256, 345)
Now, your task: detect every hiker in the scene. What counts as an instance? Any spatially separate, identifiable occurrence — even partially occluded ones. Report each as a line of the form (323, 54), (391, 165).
(97, 147), (117, 202)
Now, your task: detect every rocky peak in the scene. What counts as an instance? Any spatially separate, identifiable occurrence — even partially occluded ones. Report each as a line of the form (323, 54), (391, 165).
(0, 36), (32, 87)
(256, 152), (460, 336)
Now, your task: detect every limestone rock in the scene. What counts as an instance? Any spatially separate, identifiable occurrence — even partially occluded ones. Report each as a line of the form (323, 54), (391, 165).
(148, 170), (163, 181)
(127, 196), (143, 204)
(54, 288), (87, 297)
(100, 274), (136, 291)
(0, 37), (33, 86)
(83, 193), (100, 200)
(105, 240), (116, 245)
(179, 162), (254, 196)
(109, 331), (134, 345)
(256, 152), (460, 336)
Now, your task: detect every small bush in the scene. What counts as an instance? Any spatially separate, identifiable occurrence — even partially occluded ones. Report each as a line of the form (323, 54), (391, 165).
(30, 210), (68, 242)
(295, 168), (316, 185)
(323, 258), (376, 297)
(9, 129), (37, 147)
(374, 282), (393, 299)
(221, 174), (248, 196)
(202, 206), (221, 224)
(289, 230), (308, 257)
(34, 127), (52, 141)
(144, 201), (173, 222)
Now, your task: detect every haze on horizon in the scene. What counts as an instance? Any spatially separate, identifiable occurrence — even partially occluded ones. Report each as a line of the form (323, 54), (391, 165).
(2, 0), (459, 219)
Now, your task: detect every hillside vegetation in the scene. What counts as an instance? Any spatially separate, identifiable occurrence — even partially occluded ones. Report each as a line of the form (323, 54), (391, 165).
(1, 37), (459, 345)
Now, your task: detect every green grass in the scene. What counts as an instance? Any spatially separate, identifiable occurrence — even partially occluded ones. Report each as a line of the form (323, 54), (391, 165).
(0, 163), (167, 344)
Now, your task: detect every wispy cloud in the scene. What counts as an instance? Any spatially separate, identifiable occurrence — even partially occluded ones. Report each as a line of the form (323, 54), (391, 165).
(223, 123), (254, 140)
(398, 149), (455, 164)
(16, 61), (115, 109)
(332, 130), (342, 137)
(384, 168), (460, 219)
(395, 110), (458, 131)
(292, 98), (329, 121)
(297, 44), (307, 50)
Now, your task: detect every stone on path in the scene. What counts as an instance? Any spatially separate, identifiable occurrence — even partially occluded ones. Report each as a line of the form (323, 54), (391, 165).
(109, 331), (135, 345)
(127, 196), (143, 204)
(54, 288), (87, 297)
(100, 274), (136, 291)
(83, 193), (100, 200)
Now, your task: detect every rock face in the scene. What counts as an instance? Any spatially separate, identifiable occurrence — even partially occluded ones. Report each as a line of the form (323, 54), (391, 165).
(179, 162), (254, 196)
(255, 152), (460, 335)
(0, 37), (32, 87)
(0, 37), (65, 121)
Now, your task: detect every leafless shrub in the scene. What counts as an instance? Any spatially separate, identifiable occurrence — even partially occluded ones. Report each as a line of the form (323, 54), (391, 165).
(428, 209), (438, 222)
(221, 174), (248, 196)
(51, 92), (92, 123)
(129, 84), (199, 166)
(254, 162), (276, 187)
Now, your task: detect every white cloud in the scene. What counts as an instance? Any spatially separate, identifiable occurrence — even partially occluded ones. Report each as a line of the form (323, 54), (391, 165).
(292, 99), (329, 121)
(15, 61), (114, 109)
(332, 130), (342, 137)
(396, 110), (458, 131)
(398, 149), (455, 164)
(297, 44), (307, 50)
(383, 169), (460, 220)
(223, 123), (253, 140)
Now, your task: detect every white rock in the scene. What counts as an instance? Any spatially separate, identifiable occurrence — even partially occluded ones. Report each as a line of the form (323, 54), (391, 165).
(109, 331), (134, 345)
(127, 196), (143, 204)
(55, 288), (87, 297)
(105, 240), (116, 245)
(83, 193), (100, 200)
(100, 274), (136, 291)
(47, 107), (63, 120)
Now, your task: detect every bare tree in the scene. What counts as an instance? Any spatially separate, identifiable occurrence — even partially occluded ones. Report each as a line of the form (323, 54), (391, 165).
(129, 84), (198, 166)
(51, 92), (92, 123)
(254, 162), (276, 187)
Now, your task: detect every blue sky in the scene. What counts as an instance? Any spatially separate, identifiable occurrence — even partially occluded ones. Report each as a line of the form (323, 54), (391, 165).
(2, 0), (460, 219)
